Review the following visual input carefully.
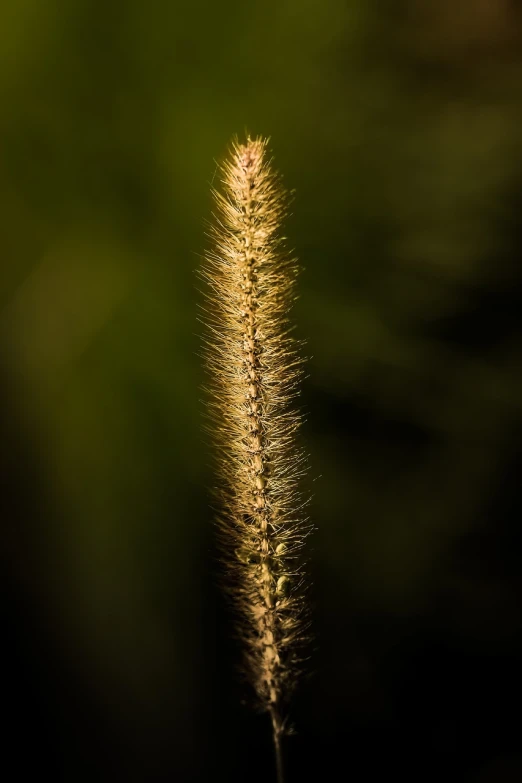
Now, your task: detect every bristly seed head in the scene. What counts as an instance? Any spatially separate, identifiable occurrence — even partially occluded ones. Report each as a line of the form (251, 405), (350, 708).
(201, 135), (310, 735)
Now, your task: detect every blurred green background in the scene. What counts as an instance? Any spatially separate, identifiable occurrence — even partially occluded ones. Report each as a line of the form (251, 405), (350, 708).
(1, 1), (522, 781)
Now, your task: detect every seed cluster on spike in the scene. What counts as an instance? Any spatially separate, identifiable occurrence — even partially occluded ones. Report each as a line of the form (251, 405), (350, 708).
(201, 137), (309, 734)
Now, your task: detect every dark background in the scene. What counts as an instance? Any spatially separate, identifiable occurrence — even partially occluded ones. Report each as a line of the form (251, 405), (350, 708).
(1, 1), (522, 780)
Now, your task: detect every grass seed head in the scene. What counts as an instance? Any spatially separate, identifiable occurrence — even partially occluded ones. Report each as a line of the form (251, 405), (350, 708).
(201, 135), (310, 734)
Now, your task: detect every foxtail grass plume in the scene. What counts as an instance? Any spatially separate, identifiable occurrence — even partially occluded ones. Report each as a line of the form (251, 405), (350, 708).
(201, 136), (310, 782)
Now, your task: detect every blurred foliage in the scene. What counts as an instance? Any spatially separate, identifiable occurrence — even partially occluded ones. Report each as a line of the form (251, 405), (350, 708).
(1, 1), (522, 781)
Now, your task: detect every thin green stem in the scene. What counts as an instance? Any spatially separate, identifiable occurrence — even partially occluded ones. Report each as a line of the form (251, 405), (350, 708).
(270, 707), (285, 783)
(273, 729), (285, 783)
